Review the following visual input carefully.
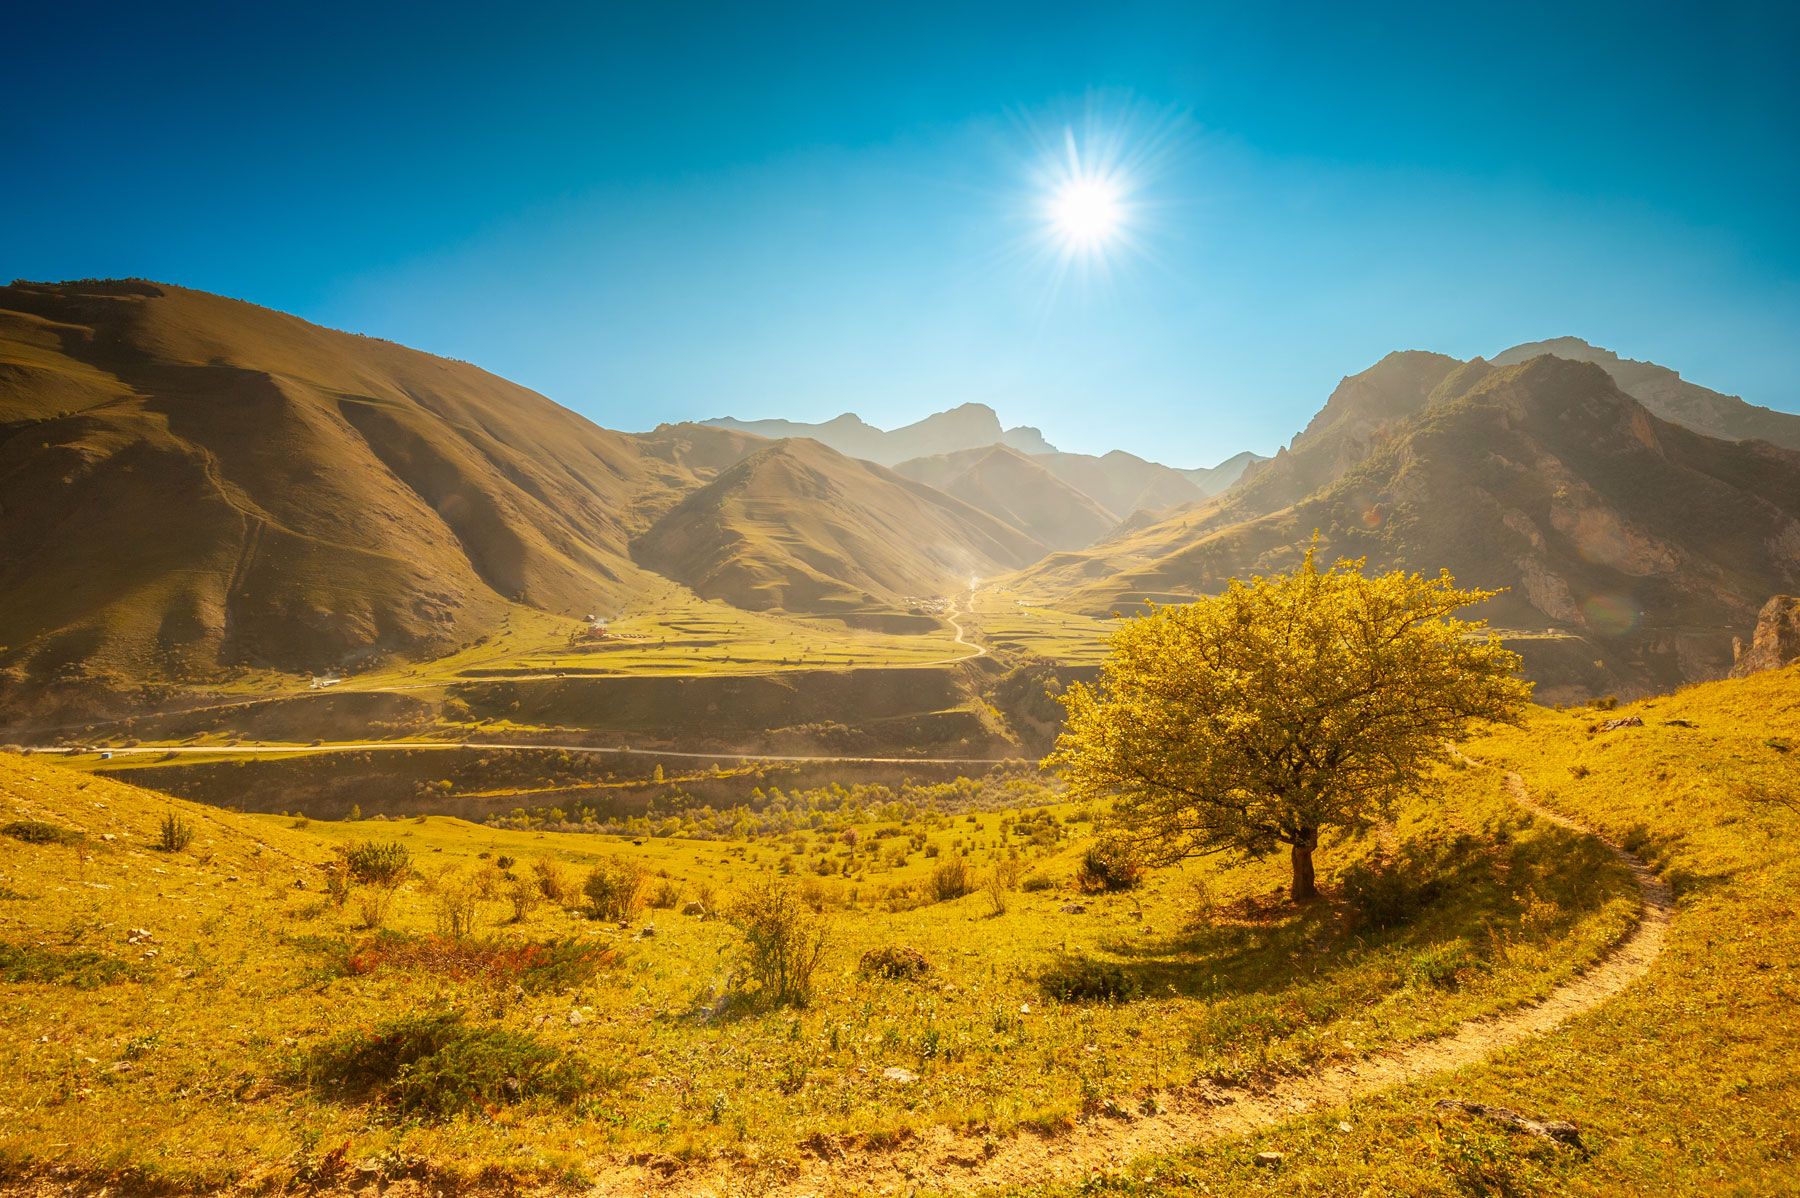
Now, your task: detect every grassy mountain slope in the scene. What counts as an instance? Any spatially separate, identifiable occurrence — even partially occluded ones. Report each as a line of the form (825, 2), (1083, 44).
(0, 281), (781, 717)
(631, 436), (1049, 615)
(1495, 335), (1800, 449)
(892, 444), (1118, 550)
(1015, 355), (1800, 700)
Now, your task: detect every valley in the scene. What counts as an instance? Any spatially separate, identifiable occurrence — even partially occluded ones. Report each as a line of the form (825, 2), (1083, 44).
(3, 279), (1799, 1198)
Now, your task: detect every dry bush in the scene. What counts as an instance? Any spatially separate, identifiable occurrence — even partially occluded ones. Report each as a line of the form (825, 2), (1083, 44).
(648, 879), (681, 909)
(532, 857), (578, 907)
(506, 877), (541, 923)
(584, 857), (647, 921)
(325, 861), (353, 909)
(435, 873), (483, 938)
(356, 883), (399, 930)
(928, 855), (975, 902)
(984, 868), (1011, 915)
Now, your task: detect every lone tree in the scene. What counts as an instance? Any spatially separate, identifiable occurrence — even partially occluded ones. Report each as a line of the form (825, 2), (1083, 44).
(1046, 550), (1531, 902)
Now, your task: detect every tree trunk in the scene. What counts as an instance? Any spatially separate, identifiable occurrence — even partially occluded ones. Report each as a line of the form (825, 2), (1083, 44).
(1290, 828), (1319, 902)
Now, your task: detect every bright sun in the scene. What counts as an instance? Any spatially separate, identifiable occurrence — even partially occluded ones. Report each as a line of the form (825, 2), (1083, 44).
(1050, 179), (1122, 244)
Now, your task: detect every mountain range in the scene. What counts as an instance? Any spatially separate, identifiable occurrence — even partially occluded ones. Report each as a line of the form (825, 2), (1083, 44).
(1016, 350), (1800, 700)
(3, 278), (1797, 713)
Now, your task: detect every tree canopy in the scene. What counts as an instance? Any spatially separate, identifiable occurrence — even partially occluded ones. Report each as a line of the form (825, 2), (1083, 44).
(1045, 550), (1532, 900)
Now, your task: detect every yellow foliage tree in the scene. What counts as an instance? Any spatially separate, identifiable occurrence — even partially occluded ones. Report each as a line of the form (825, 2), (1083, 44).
(1046, 549), (1532, 901)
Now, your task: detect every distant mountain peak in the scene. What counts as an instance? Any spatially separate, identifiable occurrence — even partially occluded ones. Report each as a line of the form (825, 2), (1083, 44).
(701, 402), (1057, 466)
(1492, 336), (1799, 450)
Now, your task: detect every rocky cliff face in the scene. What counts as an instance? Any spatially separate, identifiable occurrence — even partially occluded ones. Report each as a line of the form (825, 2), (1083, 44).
(1731, 595), (1800, 677)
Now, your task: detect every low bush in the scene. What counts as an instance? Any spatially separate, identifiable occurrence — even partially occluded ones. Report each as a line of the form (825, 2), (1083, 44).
(344, 841), (411, 885)
(858, 945), (930, 980)
(302, 1011), (607, 1118)
(505, 876), (540, 922)
(435, 874), (482, 938)
(1338, 839), (1458, 929)
(928, 855), (975, 902)
(1407, 938), (1482, 989)
(648, 879), (681, 909)
(1039, 955), (1143, 1003)
(532, 856), (578, 907)
(156, 812), (195, 853)
(1020, 871), (1056, 892)
(584, 857), (647, 921)
(355, 884), (397, 930)
(1, 821), (85, 846)
(727, 877), (829, 1007)
(1073, 842), (1145, 893)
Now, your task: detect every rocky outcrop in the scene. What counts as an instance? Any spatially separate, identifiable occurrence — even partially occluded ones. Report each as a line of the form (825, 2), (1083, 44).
(1730, 595), (1800, 677)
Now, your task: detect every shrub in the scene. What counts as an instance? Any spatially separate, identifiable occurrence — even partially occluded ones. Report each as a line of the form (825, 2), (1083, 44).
(1074, 842), (1144, 893)
(858, 945), (930, 980)
(435, 874), (483, 938)
(1039, 955), (1143, 1003)
(583, 857), (647, 921)
(533, 856), (578, 907)
(1020, 871), (1056, 892)
(506, 877), (540, 922)
(356, 884), (398, 930)
(984, 868), (1010, 915)
(302, 1011), (606, 1118)
(344, 841), (410, 885)
(1, 821), (85, 846)
(928, 855), (976, 902)
(1339, 853), (1444, 929)
(648, 879), (681, 909)
(156, 812), (195, 853)
(325, 861), (353, 909)
(727, 877), (829, 1007)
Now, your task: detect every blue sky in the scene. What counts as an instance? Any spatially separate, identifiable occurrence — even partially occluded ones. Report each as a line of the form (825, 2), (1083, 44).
(6, 1), (1797, 467)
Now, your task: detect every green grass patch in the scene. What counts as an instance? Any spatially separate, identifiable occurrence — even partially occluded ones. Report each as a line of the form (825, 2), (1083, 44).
(0, 941), (134, 987)
(1, 820), (85, 846)
(302, 1011), (613, 1118)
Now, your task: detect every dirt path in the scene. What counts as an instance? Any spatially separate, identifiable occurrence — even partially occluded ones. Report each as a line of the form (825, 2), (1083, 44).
(590, 763), (1673, 1197)
(929, 595), (988, 665)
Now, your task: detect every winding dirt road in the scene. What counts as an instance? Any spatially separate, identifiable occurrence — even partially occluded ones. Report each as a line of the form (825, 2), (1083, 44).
(590, 762), (1672, 1196)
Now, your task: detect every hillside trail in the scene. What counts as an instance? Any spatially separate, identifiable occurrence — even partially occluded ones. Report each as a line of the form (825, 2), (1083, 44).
(587, 755), (1673, 1197)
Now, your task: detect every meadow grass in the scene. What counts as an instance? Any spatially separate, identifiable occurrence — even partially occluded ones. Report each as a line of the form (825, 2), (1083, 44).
(0, 734), (1638, 1191)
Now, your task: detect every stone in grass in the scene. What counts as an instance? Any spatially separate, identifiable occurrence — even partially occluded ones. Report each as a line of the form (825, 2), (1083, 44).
(1059, 903), (1086, 915)
(882, 1067), (918, 1085)
(1254, 1152), (1284, 1167)
(681, 900), (706, 916)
